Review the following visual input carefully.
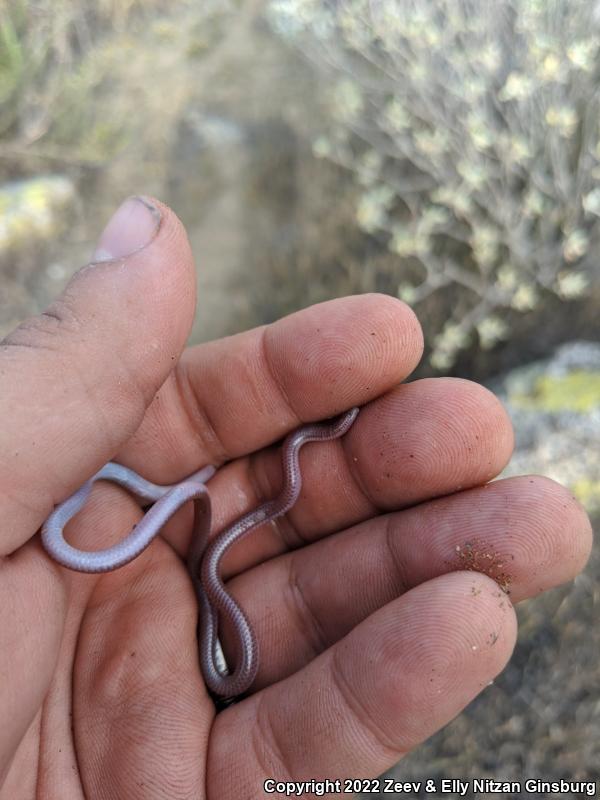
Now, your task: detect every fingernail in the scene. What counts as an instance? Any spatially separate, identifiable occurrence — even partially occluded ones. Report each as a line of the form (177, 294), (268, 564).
(91, 196), (161, 262)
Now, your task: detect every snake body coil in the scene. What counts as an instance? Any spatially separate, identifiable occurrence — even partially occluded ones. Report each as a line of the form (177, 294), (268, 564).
(41, 408), (359, 698)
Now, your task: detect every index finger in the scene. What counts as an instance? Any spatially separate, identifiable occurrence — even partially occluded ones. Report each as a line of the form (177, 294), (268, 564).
(120, 293), (424, 478)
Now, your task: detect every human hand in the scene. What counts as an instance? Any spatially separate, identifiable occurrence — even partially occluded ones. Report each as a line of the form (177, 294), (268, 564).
(0, 197), (591, 798)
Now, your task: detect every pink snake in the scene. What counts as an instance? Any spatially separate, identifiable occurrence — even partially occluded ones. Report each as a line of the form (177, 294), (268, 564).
(41, 408), (359, 699)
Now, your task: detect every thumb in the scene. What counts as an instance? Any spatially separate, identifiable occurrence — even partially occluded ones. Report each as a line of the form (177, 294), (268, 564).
(0, 196), (197, 555)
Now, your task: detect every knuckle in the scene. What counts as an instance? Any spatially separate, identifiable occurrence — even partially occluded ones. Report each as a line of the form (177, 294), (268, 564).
(1, 299), (83, 352)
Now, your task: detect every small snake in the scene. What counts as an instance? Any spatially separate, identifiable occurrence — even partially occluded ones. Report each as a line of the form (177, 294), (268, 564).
(41, 407), (359, 698)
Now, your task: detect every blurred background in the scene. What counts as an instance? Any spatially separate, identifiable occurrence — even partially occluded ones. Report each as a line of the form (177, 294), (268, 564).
(1, 0), (598, 793)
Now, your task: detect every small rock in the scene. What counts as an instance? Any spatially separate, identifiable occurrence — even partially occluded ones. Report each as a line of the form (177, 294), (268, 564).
(492, 340), (600, 513)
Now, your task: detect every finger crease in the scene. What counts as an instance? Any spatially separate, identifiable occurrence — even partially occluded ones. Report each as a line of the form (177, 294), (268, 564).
(71, 359), (119, 456)
(173, 363), (229, 464)
(243, 448), (307, 551)
(252, 691), (294, 780)
(384, 515), (413, 596)
(1, 301), (80, 350)
(286, 556), (329, 658)
(270, 510), (308, 550)
(330, 648), (405, 762)
(259, 328), (302, 427)
(341, 435), (384, 516)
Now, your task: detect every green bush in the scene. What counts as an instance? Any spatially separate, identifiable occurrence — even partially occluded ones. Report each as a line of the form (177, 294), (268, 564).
(0, 0), (234, 168)
(0, 1), (130, 159)
(269, 0), (600, 368)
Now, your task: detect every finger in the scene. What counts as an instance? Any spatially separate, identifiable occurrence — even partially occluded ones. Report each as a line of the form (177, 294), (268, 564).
(0, 196), (196, 553)
(116, 292), (424, 478)
(226, 475), (591, 687)
(0, 197), (196, 778)
(160, 376), (514, 576)
(210, 572), (518, 793)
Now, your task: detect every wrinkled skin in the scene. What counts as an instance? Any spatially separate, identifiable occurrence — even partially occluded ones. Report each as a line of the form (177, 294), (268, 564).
(0, 199), (591, 799)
